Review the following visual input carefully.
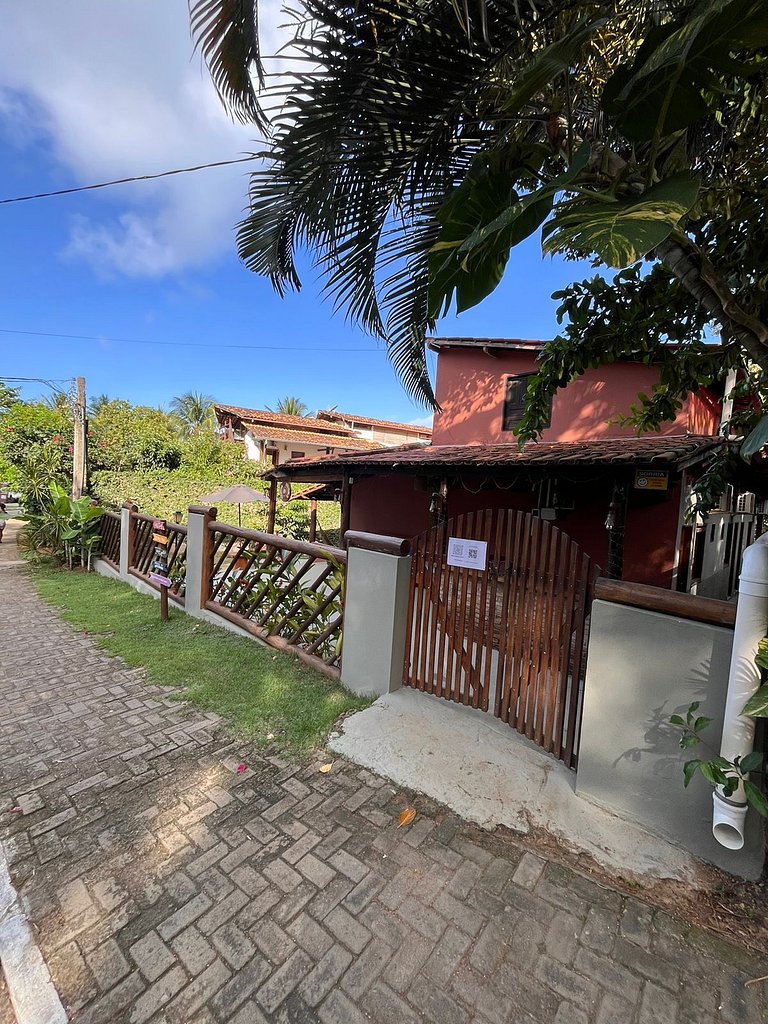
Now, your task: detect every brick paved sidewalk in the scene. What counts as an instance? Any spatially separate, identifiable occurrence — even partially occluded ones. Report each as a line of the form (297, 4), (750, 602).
(0, 559), (765, 1024)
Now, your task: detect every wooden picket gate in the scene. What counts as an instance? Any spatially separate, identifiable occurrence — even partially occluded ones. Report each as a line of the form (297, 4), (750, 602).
(403, 509), (598, 768)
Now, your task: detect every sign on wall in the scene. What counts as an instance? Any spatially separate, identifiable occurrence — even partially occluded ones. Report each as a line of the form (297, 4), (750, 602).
(446, 537), (488, 571)
(634, 469), (669, 491)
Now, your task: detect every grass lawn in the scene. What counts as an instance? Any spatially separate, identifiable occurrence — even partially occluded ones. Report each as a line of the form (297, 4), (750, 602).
(31, 566), (369, 754)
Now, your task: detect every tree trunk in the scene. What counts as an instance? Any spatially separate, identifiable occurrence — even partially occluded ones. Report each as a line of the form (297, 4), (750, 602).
(656, 236), (768, 372)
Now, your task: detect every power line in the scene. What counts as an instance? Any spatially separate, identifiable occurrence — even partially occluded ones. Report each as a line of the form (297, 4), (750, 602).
(0, 328), (385, 354)
(0, 155), (262, 205)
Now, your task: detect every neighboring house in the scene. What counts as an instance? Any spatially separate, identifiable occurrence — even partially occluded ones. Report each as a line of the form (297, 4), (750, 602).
(317, 409), (431, 446)
(267, 338), (759, 593)
(214, 404), (383, 466)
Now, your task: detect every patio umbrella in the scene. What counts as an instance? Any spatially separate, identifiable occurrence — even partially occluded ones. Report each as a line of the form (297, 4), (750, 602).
(198, 484), (268, 526)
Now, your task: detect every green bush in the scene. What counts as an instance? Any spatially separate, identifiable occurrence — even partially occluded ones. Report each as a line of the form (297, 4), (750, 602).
(91, 466), (341, 541)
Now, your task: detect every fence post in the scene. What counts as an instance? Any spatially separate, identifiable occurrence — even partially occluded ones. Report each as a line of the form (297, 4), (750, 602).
(341, 532), (411, 697)
(119, 502), (136, 581)
(185, 505), (217, 618)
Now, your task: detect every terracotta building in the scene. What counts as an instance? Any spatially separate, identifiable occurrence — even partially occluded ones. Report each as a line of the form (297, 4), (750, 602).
(266, 338), (751, 592)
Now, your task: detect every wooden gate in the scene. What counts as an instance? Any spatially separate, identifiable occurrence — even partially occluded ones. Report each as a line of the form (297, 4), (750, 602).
(403, 509), (598, 768)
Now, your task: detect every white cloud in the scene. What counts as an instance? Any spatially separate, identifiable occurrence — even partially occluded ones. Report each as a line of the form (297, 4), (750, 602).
(409, 415), (434, 427)
(0, 0), (284, 278)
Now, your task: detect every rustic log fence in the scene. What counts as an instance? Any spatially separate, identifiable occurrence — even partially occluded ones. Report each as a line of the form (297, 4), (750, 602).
(203, 512), (346, 678)
(124, 508), (188, 605)
(99, 510), (121, 569)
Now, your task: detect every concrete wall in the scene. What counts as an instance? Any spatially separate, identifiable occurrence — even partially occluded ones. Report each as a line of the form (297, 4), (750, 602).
(341, 546), (411, 698)
(577, 600), (764, 879)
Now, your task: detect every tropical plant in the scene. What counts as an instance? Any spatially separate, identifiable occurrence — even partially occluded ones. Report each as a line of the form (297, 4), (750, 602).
(13, 444), (66, 517)
(0, 383), (20, 412)
(89, 400), (182, 471)
(22, 481), (103, 568)
(269, 396), (309, 418)
(88, 393), (112, 417)
(0, 402), (72, 472)
(170, 391), (216, 435)
(671, 692), (768, 819)
(189, 0), (768, 442)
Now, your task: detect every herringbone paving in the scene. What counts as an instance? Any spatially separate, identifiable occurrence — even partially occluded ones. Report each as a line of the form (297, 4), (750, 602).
(0, 555), (765, 1024)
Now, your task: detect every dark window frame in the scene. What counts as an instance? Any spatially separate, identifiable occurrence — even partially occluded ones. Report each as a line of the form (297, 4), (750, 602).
(502, 373), (550, 432)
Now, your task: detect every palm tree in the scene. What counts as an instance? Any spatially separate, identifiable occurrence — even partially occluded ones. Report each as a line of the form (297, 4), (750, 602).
(269, 396), (309, 417)
(189, 0), (768, 416)
(89, 394), (111, 416)
(170, 391), (216, 435)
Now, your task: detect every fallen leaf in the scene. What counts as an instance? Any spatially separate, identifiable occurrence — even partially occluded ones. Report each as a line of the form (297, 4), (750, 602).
(319, 762), (334, 774)
(398, 807), (417, 828)
(10, 806), (22, 813)
(266, 733), (275, 741)
(236, 763), (247, 774)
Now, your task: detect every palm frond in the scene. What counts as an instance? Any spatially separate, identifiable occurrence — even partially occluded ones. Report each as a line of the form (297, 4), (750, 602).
(189, 0), (266, 126)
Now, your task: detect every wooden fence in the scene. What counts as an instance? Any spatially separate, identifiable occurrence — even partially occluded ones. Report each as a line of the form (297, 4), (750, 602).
(99, 511), (121, 569)
(127, 509), (188, 606)
(203, 515), (346, 678)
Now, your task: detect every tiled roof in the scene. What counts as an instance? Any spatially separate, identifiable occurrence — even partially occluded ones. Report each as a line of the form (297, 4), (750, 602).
(214, 403), (357, 437)
(269, 435), (723, 474)
(427, 337), (548, 351)
(246, 423), (382, 450)
(317, 409), (432, 435)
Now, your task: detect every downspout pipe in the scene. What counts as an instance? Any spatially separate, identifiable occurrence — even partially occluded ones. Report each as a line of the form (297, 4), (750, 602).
(712, 531), (768, 850)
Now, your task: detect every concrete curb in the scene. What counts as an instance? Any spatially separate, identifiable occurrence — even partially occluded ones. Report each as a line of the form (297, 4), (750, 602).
(0, 843), (68, 1024)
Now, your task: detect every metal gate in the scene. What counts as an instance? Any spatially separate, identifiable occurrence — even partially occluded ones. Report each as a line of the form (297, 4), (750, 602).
(403, 509), (598, 768)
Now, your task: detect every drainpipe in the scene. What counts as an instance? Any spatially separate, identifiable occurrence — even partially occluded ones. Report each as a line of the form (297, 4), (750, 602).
(712, 531), (768, 849)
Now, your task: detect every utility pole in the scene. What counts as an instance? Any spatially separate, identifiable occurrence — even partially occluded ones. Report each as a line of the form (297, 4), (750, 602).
(72, 376), (86, 500)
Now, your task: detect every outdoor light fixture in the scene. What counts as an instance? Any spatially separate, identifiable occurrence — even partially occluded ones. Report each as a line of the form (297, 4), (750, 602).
(173, 511), (183, 524)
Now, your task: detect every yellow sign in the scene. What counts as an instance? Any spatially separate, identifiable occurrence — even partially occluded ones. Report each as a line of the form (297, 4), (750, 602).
(634, 469), (669, 491)
(152, 533), (169, 545)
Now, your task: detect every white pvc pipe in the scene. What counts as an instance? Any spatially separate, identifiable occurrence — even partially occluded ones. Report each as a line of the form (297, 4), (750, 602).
(712, 531), (768, 850)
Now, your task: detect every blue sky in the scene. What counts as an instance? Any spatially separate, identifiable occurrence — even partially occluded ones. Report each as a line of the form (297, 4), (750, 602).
(0, 1), (593, 424)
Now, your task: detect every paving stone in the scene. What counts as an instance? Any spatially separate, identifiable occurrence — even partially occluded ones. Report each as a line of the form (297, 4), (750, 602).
(129, 930), (176, 982)
(362, 981), (421, 1024)
(299, 944), (354, 1007)
(80, 933), (128, 993)
(1, 556), (763, 1024)
(325, 906), (372, 954)
(256, 949), (314, 1013)
(581, 906), (619, 956)
(129, 965), (186, 1023)
(170, 925), (217, 974)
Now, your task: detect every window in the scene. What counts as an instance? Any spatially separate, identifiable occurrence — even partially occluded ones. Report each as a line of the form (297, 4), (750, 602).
(290, 450), (306, 460)
(503, 374), (550, 431)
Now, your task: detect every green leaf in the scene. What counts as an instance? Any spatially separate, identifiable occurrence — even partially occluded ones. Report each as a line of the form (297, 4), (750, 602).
(740, 415), (768, 463)
(669, 715), (686, 727)
(698, 761), (728, 786)
(744, 780), (768, 818)
(693, 716), (712, 733)
(680, 734), (701, 750)
(542, 173), (701, 268)
(741, 683), (768, 718)
(604, 0), (768, 142)
(500, 16), (608, 117)
(756, 637), (768, 671)
(738, 751), (763, 774)
(683, 759), (701, 787)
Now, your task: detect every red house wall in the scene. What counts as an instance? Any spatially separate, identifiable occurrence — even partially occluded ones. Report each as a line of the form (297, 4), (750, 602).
(349, 472), (680, 588)
(432, 348), (721, 446)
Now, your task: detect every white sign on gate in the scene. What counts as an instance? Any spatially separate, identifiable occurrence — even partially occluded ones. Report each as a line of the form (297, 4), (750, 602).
(446, 536), (488, 571)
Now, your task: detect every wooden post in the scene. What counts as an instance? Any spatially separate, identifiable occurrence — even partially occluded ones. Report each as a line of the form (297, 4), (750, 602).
(71, 376), (86, 500)
(605, 482), (627, 580)
(341, 476), (352, 544)
(123, 502), (138, 571)
(197, 504), (218, 605)
(309, 500), (318, 544)
(160, 584), (169, 621)
(267, 479), (277, 534)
